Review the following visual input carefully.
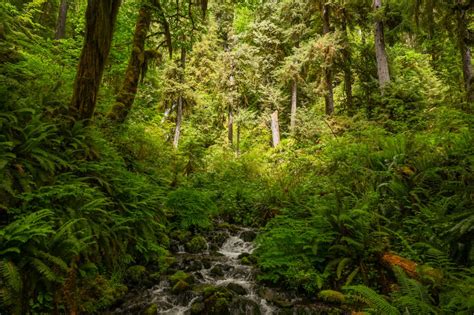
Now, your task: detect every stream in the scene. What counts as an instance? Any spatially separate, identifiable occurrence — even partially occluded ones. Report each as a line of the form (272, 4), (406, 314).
(113, 227), (339, 315)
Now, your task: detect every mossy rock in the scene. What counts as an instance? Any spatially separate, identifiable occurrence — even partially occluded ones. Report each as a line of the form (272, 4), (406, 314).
(238, 253), (257, 265)
(76, 275), (128, 313)
(230, 296), (261, 315)
(170, 230), (192, 242)
(143, 304), (158, 315)
(186, 236), (208, 253)
(169, 270), (195, 285)
(126, 265), (148, 285)
(211, 231), (230, 247)
(190, 301), (205, 314)
(240, 230), (257, 242)
(210, 264), (225, 277)
(226, 283), (247, 295)
(172, 279), (190, 294)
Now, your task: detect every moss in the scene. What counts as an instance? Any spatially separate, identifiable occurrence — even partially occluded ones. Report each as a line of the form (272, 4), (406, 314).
(143, 304), (158, 315)
(172, 280), (190, 294)
(190, 301), (205, 314)
(126, 265), (147, 284)
(186, 235), (208, 253)
(169, 270), (194, 284)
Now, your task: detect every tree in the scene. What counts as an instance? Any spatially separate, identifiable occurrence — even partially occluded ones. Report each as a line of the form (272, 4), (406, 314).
(321, 1), (334, 115)
(54, 0), (68, 40)
(455, 0), (473, 102)
(271, 110), (280, 147)
(373, 0), (390, 91)
(338, 2), (353, 112)
(173, 47), (186, 148)
(108, 2), (152, 123)
(69, 0), (121, 121)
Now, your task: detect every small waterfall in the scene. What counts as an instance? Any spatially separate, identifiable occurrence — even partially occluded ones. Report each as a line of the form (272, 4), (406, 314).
(113, 227), (277, 315)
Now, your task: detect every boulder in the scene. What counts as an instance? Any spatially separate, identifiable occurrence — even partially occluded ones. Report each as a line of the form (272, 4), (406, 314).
(186, 236), (208, 253)
(226, 283), (248, 295)
(240, 230), (257, 242)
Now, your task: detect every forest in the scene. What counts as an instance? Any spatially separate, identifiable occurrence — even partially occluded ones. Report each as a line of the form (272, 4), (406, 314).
(0, 0), (473, 314)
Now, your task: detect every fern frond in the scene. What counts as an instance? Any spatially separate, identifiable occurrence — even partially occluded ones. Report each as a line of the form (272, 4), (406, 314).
(344, 285), (400, 315)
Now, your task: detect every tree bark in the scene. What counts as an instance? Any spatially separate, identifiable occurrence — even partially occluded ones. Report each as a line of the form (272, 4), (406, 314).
(290, 79), (297, 132)
(322, 3), (334, 115)
(456, 3), (474, 103)
(69, 0), (121, 121)
(228, 55), (235, 146)
(271, 110), (280, 147)
(228, 108), (233, 145)
(173, 47), (186, 149)
(108, 5), (152, 123)
(236, 119), (240, 156)
(426, 0), (437, 64)
(341, 9), (353, 113)
(54, 0), (68, 40)
(173, 95), (183, 149)
(374, 0), (390, 91)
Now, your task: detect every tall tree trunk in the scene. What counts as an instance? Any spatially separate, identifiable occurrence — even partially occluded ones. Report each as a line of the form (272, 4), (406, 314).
(109, 5), (152, 123)
(271, 110), (280, 147)
(426, 0), (437, 64)
(228, 56), (235, 146)
(69, 0), (121, 121)
(341, 9), (353, 113)
(173, 47), (186, 148)
(228, 108), (233, 145)
(54, 0), (68, 40)
(173, 95), (183, 149)
(374, 0), (390, 91)
(236, 119), (240, 156)
(290, 79), (297, 132)
(456, 3), (474, 103)
(322, 3), (334, 115)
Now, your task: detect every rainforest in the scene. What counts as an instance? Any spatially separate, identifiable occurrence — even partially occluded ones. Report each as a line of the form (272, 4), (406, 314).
(0, 0), (473, 314)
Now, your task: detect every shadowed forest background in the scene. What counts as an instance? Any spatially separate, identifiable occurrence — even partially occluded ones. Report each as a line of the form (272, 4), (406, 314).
(0, 0), (473, 314)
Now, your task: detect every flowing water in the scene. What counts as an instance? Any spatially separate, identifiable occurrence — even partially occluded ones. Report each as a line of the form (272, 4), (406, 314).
(114, 227), (278, 315)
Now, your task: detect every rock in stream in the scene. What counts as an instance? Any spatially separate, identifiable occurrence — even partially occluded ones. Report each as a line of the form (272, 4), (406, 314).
(112, 227), (341, 315)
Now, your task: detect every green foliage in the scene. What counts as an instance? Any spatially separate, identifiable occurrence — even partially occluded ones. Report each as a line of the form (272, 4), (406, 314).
(166, 188), (217, 230)
(1, 0), (473, 313)
(344, 285), (400, 315)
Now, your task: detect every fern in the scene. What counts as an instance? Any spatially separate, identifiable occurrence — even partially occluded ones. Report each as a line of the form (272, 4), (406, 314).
(391, 267), (438, 314)
(344, 285), (400, 315)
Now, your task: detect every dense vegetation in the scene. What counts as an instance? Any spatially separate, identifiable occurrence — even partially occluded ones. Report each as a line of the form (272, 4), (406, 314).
(0, 0), (473, 314)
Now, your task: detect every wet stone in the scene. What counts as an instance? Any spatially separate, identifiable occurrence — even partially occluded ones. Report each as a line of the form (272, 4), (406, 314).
(240, 230), (257, 242)
(210, 264), (225, 277)
(226, 283), (248, 295)
(186, 260), (203, 272)
(230, 296), (261, 315)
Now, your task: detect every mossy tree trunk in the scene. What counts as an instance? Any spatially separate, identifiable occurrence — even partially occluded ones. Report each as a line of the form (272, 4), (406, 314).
(69, 0), (121, 121)
(374, 0), (390, 92)
(54, 0), (68, 40)
(290, 79), (297, 132)
(271, 110), (280, 147)
(109, 4), (152, 123)
(322, 3), (334, 115)
(341, 8), (353, 113)
(173, 47), (186, 149)
(456, 1), (473, 103)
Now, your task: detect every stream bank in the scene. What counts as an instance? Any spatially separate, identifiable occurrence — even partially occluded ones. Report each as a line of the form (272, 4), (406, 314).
(113, 226), (345, 315)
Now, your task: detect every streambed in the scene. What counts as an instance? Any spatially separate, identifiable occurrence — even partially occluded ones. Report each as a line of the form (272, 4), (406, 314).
(113, 227), (340, 315)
